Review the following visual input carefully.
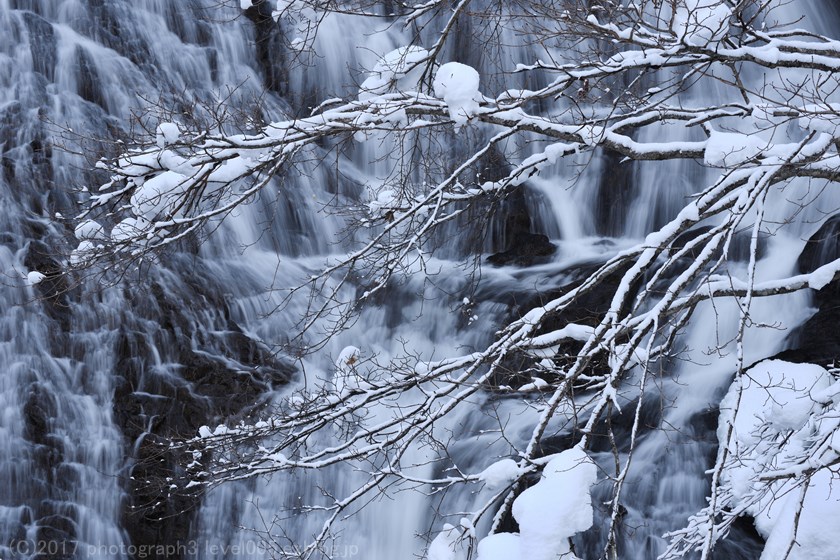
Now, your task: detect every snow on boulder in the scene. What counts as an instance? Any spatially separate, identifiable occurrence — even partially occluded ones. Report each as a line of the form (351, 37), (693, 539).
(359, 46), (429, 101)
(433, 62), (481, 129)
(718, 359), (840, 559)
(721, 360), (831, 441)
(476, 533), (520, 560)
(672, 0), (732, 46)
(797, 103), (840, 136)
(511, 446), (597, 560)
(760, 468), (840, 560)
(426, 523), (468, 560)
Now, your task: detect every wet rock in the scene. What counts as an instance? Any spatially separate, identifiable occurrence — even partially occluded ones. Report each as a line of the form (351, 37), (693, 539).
(112, 274), (295, 558)
(35, 513), (77, 544)
(23, 12), (56, 81)
(74, 46), (107, 109)
(244, 0), (287, 94)
(487, 259), (637, 389)
(487, 187), (556, 266)
(22, 382), (57, 446)
(594, 151), (635, 236)
(23, 241), (72, 330)
(778, 214), (840, 366)
(487, 231), (556, 266)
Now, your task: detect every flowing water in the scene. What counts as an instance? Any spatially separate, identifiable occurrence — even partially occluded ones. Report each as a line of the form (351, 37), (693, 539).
(1, 1), (839, 559)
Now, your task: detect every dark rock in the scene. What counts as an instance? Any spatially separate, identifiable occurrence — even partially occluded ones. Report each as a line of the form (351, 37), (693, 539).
(487, 232), (556, 266)
(486, 184), (557, 267)
(484, 259), (638, 389)
(23, 241), (72, 330)
(22, 382), (57, 446)
(778, 214), (840, 366)
(23, 12), (56, 81)
(594, 151), (635, 236)
(74, 46), (106, 109)
(243, 0), (287, 94)
(798, 214), (840, 274)
(112, 273), (295, 558)
(35, 513), (77, 544)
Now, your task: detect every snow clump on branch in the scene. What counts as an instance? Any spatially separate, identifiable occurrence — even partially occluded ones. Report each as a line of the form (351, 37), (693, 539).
(672, 0), (732, 45)
(433, 62), (482, 129)
(359, 46), (429, 101)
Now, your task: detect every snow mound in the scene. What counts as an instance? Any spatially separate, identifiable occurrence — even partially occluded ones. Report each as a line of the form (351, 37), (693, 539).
(476, 533), (520, 560)
(26, 271), (46, 285)
(359, 46), (429, 101)
(478, 458), (521, 490)
(433, 62), (481, 129)
(70, 240), (97, 267)
(111, 217), (149, 243)
(426, 523), (468, 560)
(719, 360), (840, 560)
(130, 170), (188, 220)
(509, 446), (597, 560)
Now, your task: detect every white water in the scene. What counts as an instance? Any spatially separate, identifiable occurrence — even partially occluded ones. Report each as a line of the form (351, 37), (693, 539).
(1, 1), (839, 559)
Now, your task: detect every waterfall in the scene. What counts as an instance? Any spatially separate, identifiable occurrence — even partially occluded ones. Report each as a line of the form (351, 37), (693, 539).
(2, 1), (840, 559)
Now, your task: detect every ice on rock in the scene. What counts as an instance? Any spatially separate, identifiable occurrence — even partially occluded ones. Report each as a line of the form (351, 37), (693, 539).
(433, 62), (481, 129)
(359, 46), (429, 101)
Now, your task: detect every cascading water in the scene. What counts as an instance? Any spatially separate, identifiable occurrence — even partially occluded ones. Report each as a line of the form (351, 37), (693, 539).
(2, 1), (840, 559)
